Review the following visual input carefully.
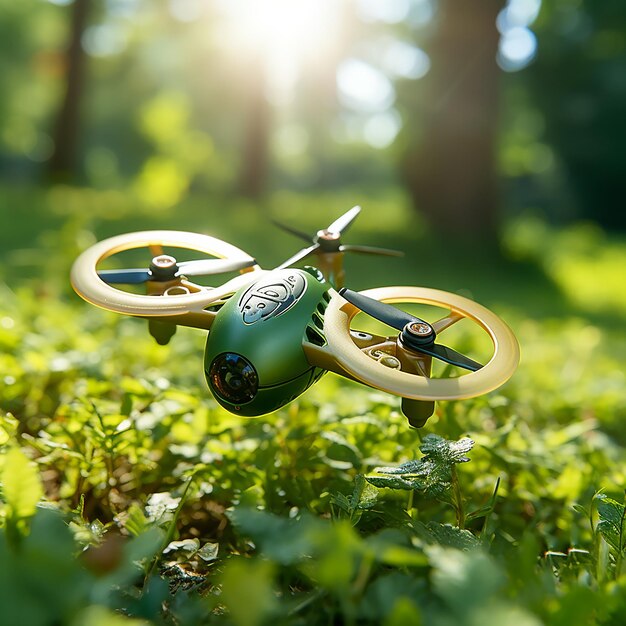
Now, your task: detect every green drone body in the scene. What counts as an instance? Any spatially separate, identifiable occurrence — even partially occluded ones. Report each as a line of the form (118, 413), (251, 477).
(69, 208), (520, 429)
(204, 268), (330, 416)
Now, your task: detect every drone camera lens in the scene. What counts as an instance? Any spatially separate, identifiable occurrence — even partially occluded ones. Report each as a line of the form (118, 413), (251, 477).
(208, 353), (258, 405)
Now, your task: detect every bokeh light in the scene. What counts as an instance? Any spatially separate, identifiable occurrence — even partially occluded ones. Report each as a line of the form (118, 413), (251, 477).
(497, 0), (541, 71)
(337, 58), (396, 113)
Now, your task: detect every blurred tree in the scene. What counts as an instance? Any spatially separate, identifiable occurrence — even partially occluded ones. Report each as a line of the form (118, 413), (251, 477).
(400, 0), (505, 239)
(47, 0), (90, 182)
(238, 56), (271, 198)
(528, 0), (626, 231)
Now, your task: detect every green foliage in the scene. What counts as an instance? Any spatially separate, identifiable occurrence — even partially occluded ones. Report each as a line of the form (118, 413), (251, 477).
(1, 199), (626, 623)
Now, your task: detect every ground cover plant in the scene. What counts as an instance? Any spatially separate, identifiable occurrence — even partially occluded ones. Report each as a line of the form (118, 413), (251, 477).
(1, 190), (626, 625)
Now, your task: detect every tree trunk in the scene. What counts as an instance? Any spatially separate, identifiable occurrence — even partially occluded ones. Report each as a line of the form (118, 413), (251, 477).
(47, 0), (90, 182)
(402, 0), (504, 238)
(237, 57), (271, 198)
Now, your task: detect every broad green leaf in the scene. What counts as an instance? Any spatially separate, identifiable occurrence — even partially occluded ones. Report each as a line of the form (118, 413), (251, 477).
(356, 480), (379, 510)
(365, 474), (422, 491)
(419, 434), (474, 464)
(362, 529), (428, 569)
(430, 547), (502, 615)
(228, 508), (317, 564)
(1, 447), (43, 520)
(367, 435), (475, 496)
(350, 474), (379, 510)
(420, 522), (479, 550)
(221, 558), (275, 626)
(0, 509), (90, 625)
(594, 493), (626, 553)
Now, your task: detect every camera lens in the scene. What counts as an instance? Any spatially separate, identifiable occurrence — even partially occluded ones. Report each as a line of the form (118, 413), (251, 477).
(208, 353), (258, 404)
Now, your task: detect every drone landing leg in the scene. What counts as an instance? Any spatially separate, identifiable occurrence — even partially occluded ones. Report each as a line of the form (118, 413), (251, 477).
(148, 319), (177, 345)
(401, 398), (435, 428)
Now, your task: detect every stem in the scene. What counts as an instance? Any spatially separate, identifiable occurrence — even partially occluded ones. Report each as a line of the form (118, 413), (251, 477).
(144, 473), (196, 586)
(451, 466), (465, 529)
(479, 476), (501, 544)
(407, 489), (415, 519)
(617, 492), (626, 579)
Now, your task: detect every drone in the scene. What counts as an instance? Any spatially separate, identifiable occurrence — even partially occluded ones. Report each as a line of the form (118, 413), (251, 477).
(70, 206), (519, 428)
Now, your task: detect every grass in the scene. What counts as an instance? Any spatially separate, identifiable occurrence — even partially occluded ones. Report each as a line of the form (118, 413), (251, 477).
(1, 183), (626, 625)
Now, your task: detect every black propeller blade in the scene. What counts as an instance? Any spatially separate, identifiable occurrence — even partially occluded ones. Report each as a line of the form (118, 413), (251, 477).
(276, 244), (321, 271)
(409, 343), (483, 372)
(177, 258), (256, 277)
(270, 220), (312, 243)
(340, 244), (404, 257)
(98, 256), (256, 285)
(274, 205), (404, 269)
(98, 269), (151, 284)
(327, 205), (361, 235)
(338, 288), (417, 331)
(339, 288), (483, 372)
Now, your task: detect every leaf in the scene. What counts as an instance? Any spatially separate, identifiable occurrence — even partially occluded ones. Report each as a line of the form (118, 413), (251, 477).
(357, 480), (379, 510)
(145, 492), (181, 524)
(365, 475), (422, 491)
(197, 541), (219, 562)
(331, 492), (352, 514)
(367, 530), (429, 567)
(125, 504), (149, 537)
(220, 558), (276, 626)
(163, 538), (200, 555)
(228, 508), (317, 565)
(0, 413), (18, 446)
(429, 547), (503, 616)
(419, 522), (480, 551)
(367, 435), (475, 497)
(594, 493), (626, 553)
(1, 447), (43, 520)
(350, 474), (379, 510)
(419, 434), (474, 465)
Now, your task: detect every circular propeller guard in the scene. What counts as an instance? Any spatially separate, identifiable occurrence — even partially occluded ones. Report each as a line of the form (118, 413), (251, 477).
(70, 230), (263, 317)
(323, 286), (519, 401)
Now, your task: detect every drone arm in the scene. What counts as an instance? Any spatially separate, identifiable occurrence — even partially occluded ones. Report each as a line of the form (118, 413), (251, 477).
(302, 342), (359, 381)
(303, 339), (436, 428)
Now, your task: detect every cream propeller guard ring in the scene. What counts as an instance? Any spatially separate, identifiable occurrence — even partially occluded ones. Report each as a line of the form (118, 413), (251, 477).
(70, 230), (263, 317)
(323, 286), (520, 401)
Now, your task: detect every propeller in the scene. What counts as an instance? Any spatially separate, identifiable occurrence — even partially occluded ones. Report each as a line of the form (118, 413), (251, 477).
(98, 254), (256, 285)
(275, 206), (403, 270)
(339, 288), (483, 372)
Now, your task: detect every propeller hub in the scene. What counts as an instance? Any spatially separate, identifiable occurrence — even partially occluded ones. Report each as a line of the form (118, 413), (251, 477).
(149, 254), (178, 281)
(401, 321), (435, 347)
(316, 229), (339, 241)
(315, 229), (341, 252)
(407, 321), (433, 337)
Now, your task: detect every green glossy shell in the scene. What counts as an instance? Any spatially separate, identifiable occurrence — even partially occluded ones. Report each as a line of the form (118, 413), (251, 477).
(204, 268), (329, 416)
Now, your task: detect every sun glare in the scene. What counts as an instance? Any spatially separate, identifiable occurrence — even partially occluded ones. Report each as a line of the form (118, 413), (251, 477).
(215, 0), (342, 62)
